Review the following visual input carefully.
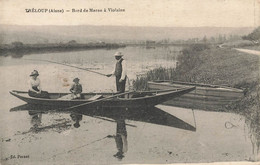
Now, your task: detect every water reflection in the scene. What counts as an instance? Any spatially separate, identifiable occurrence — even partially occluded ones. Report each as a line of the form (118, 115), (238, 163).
(113, 118), (128, 160)
(246, 118), (260, 161)
(0, 45), (181, 59)
(0, 47), (123, 58)
(70, 113), (83, 128)
(29, 112), (42, 132)
(74, 106), (196, 131)
(10, 104), (196, 131)
(10, 104), (196, 160)
(2, 51), (26, 58)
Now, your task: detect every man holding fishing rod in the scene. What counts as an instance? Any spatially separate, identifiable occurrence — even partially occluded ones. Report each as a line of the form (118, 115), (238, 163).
(106, 52), (127, 94)
(27, 51), (128, 94)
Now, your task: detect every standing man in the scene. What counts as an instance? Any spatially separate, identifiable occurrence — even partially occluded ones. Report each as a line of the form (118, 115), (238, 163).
(106, 52), (127, 93)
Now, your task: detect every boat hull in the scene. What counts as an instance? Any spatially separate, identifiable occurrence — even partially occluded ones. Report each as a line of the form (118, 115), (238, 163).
(10, 87), (195, 110)
(148, 81), (244, 111)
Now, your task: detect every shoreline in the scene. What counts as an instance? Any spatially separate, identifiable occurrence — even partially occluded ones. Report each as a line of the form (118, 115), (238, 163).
(133, 44), (260, 161)
(0, 42), (126, 57)
(0, 44), (259, 164)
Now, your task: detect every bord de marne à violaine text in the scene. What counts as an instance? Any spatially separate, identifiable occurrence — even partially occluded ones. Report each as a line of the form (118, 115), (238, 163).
(25, 8), (125, 13)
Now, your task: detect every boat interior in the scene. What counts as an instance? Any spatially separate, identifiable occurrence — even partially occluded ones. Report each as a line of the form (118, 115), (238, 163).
(11, 90), (160, 100)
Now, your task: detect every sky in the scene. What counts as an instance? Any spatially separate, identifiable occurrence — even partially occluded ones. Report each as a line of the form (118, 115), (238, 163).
(0, 0), (259, 27)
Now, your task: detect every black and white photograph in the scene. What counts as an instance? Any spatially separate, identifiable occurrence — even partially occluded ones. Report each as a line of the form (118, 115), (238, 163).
(0, 0), (260, 164)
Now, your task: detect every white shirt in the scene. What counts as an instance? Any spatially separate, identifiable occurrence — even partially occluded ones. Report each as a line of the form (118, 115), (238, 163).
(28, 77), (41, 91)
(111, 59), (127, 80)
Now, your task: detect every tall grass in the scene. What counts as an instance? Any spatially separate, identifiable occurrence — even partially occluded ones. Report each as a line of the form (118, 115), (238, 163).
(133, 43), (209, 90)
(133, 42), (260, 160)
(133, 67), (177, 90)
(228, 80), (260, 160)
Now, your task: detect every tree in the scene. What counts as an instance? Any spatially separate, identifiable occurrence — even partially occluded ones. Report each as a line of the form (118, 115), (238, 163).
(218, 34), (223, 43)
(202, 36), (208, 43)
(11, 41), (24, 48)
(210, 37), (216, 43)
(242, 26), (260, 41)
(68, 40), (77, 45)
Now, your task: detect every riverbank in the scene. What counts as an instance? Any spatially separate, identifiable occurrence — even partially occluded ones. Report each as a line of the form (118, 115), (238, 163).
(134, 44), (259, 100)
(133, 45), (259, 111)
(133, 44), (260, 160)
(0, 42), (126, 57)
(243, 45), (260, 51)
(0, 63), (255, 164)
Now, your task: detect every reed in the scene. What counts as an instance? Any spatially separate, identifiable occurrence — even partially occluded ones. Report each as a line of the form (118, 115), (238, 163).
(133, 67), (177, 90)
(133, 42), (260, 160)
(133, 43), (209, 90)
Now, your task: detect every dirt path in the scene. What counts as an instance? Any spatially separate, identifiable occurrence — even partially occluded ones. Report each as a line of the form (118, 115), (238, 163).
(235, 48), (260, 56)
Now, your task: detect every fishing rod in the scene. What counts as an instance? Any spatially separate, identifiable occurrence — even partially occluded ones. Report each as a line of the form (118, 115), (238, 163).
(25, 59), (107, 76)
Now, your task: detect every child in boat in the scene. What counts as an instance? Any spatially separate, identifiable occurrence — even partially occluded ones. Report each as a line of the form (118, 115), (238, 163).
(70, 78), (82, 99)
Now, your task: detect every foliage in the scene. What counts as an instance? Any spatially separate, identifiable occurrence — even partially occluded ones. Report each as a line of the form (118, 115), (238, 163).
(133, 43), (260, 152)
(11, 41), (24, 48)
(133, 43), (209, 90)
(242, 26), (260, 41)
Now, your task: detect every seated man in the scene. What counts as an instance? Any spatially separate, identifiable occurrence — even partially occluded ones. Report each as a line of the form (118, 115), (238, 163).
(70, 78), (82, 99)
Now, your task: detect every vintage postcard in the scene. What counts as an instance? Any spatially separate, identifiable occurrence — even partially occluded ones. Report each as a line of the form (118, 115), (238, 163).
(0, 0), (260, 165)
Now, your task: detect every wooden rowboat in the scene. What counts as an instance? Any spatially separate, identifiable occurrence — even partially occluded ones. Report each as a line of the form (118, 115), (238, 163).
(148, 81), (244, 111)
(10, 87), (195, 109)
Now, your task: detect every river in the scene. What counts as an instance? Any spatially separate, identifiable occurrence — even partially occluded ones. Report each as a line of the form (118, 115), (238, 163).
(0, 46), (258, 164)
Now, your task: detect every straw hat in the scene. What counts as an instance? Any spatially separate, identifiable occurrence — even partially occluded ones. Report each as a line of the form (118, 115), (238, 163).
(114, 52), (124, 57)
(73, 78), (80, 82)
(30, 70), (39, 76)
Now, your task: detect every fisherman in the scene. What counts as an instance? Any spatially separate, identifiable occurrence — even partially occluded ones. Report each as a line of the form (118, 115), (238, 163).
(106, 52), (127, 93)
(70, 78), (82, 99)
(28, 70), (49, 98)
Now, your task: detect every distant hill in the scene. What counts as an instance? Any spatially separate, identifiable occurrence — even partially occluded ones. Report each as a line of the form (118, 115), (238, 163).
(0, 24), (254, 44)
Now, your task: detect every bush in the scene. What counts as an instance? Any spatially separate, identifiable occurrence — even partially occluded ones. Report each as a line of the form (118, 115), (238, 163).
(133, 44), (209, 90)
(242, 26), (260, 41)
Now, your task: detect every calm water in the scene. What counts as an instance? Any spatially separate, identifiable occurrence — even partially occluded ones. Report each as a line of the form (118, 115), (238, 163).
(0, 46), (181, 77)
(0, 46), (259, 164)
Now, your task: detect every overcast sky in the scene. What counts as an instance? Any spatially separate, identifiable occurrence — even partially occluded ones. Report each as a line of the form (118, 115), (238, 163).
(0, 0), (259, 27)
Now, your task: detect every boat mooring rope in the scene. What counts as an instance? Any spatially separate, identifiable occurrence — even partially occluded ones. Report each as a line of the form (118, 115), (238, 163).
(192, 88), (197, 130)
(225, 121), (238, 129)
(192, 108), (197, 129)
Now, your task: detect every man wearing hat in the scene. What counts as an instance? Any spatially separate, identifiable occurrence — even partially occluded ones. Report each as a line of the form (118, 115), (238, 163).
(70, 77), (82, 99)
(106, 52), (127, 93)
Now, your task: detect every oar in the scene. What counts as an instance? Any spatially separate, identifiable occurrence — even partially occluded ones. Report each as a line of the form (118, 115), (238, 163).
(93, 116), (137, 128)
(25, 59), (107, 76)
(64, 91), (133, 111)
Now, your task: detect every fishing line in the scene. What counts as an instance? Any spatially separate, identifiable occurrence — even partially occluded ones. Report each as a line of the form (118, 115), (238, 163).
(39, 135), (109, 161)
(24, 58), (107, 76)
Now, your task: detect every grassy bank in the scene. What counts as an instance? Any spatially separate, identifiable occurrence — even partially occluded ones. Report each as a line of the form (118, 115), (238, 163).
(134, 45), (259, 89)
(133, 44), (259, 112)
(133, 44), (260, 157)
